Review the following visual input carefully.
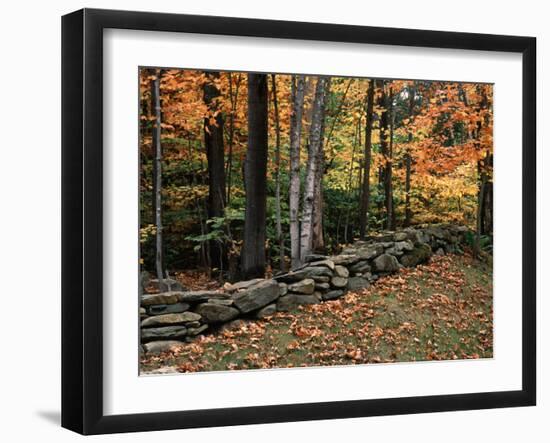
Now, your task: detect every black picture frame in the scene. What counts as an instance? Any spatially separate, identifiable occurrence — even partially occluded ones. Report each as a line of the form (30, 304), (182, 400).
(61, 8), (536, 435)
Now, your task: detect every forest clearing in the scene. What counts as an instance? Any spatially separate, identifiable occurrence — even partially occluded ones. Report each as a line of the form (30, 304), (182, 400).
(139, 69), (493, 373)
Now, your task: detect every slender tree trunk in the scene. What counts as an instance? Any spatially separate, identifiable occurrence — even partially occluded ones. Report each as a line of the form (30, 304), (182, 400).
(344, 119), (360, 243)
(226, 73), (241, 204)
(300, 77), (330, 263)
(386, 87), (395, 230)
(404, 85), (415, 227)
(203, 71), (226, 271)
(241, 74), (269, 279)
(482, 152), (493, 235)
(271, 74), (286, 271)
(312, 84), (330, 252)
(359, 79), (376, 239)
(289, 75), (306, 269)
(151, 69), (164, 284)
(474, 171), (486, 257)
(378, 82), (389, 217)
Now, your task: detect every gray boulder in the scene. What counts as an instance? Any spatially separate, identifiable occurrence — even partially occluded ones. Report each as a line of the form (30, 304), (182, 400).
(373, 253), (400, 272)
(334, 265), (349, 278)
(400, 243), (432, 267)
(393, 232), (408, 241)
(288, 278), (315, 294)
(385, 241), (414, 256)
(331, 276), (348, 288)
(314, 282), (331, 291)
(322, 289), (345, 301)
(194, 303), (240, 323)
(141, 326), (187, 342)
(357, 244), (385, 260)
(277, 294), (320, 311)
(349, 260), (371, 274)
(278, 282), (288, 296)
(141, 311), (201, 328)
(231, 279), (280, 313)
(347, 276), (370, 291)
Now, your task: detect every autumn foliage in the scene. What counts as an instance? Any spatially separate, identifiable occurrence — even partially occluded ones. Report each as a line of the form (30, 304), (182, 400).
(139, 69), (493, 277)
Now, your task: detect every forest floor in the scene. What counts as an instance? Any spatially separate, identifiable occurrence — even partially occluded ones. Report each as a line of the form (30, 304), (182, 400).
(140, 253), (493, 374)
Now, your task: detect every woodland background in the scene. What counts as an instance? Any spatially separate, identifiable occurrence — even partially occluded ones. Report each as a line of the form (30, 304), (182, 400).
(139, 70), (493, 282)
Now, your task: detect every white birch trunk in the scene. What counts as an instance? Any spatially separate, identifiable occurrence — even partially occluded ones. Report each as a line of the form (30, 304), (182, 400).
(300, 76), (330, 263)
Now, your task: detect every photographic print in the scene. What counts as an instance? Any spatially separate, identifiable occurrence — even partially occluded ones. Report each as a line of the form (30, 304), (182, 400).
(138, 68), (493, 375)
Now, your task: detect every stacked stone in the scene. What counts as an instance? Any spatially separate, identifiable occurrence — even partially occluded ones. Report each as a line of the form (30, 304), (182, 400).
(140, 224), (470, 354)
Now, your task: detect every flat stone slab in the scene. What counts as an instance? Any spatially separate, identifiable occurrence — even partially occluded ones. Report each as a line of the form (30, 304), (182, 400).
(194, 303), (240, 323)
(274, 266), (333, 283)
(141, 326), (187, 342)
(141, 311), (201, 328)
(177, 291), (230, 303)
(306, 259), (335, 270)
(145, 302), (190, 316)
(187, 324), (209, 336)
(223, 278), (265, 293)
(141, 292), (180, 306)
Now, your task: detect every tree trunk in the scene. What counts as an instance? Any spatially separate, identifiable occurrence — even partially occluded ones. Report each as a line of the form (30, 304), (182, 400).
(289, 75), (306, 269)
(203, 71), (226, 271)
(312, 84), (330, 253)
(344, 119), (360, 243)
(151, 69), (164, 284)
(378, 82), (389, 216)
(300, 76), (330, 263)
(241, 74), (269, 279)
(226, 73), (242, 204)
(359, 79), (375, 239)
(386, 86), (395, 230)
(271, 74), (286, 271)
(404, 85), (415, 227)
(482, 152), (493, 236)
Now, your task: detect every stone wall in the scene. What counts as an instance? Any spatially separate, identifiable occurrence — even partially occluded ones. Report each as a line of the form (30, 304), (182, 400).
(140, 224), (470, 354)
